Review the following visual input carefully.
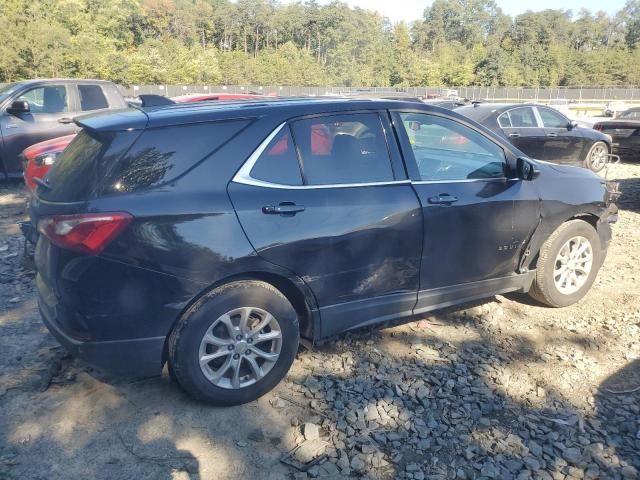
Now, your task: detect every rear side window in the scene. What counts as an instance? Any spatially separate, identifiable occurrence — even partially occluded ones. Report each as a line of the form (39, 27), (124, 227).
(78, 85), (109, 111)
(290, 113), (394, 185)
(250, 127), (303, 186)
(102, 120), (250, 194)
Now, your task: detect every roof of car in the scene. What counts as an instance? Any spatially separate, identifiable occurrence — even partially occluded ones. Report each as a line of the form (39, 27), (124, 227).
(14, 78), (115, 86)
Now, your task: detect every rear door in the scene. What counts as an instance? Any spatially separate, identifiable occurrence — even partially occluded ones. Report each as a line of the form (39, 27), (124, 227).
(498, 106), (546, 159)
(228, 112), (423, 338)
(1, 84), (77, 173)
(536, 106), (585, 164)
(392, 110), (538, 314)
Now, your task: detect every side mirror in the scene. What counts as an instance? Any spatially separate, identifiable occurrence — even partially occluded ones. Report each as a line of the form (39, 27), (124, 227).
(516, 157), (540, 181)
(7, 100), (29, 115)
(567, 121), (578, 130)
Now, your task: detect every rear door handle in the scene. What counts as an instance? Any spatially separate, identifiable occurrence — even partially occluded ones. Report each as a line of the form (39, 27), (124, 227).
(428, 194), (458, 205)
(509, 133), (520, 138)
(546, 132), (558, 137)
(262, 203), (305, 216)
(58, 117), (74, 124)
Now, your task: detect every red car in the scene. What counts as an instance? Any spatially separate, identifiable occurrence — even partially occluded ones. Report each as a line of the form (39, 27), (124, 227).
(22, 93), (266, 192)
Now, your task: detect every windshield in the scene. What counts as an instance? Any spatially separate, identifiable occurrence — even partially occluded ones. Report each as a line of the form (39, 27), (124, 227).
(0, 82), (20, 103)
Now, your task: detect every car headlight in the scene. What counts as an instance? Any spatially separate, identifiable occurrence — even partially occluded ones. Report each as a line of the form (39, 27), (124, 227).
(34, 151), (61, 167)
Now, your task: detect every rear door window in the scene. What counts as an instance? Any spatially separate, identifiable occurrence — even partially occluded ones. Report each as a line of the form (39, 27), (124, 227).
(249, 127), (303, 186)
(78, 85), (109, 111)
(506, 107), (538, 128)
(290, 113), (394, 185)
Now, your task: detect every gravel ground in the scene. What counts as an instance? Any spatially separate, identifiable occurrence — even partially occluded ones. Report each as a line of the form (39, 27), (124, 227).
(0, 163), (639, 480)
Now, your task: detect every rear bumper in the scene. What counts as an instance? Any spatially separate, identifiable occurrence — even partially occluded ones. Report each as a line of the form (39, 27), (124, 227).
(38, 274), (165, 377)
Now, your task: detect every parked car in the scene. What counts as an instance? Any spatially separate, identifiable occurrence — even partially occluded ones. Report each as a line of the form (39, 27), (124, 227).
(0, 79), (128, 178)
(594, 107), (640, 160)
(603, 101), (628, 118)
(456, 103), (613, 172)
(31, 98), (617, 405)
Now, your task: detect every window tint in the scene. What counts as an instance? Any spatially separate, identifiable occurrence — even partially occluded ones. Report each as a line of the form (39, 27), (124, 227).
(102, 120), (250, 194)
(290, 113), (394, 185)
(538, 107), (569, 128)
(79, 85), (109, 111)
(497, 113), (511, 128)
(398, 113), (506, 181)
(250, 127), (303, 185)
(621, 109), (640, 120)
(17, 86), (67, 113)
(507, 107), (537, 128)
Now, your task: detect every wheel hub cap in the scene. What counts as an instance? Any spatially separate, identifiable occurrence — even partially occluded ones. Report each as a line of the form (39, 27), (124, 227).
(198, 307), (282, 390)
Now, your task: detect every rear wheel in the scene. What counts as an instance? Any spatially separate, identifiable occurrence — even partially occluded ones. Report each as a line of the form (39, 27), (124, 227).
(584, 141), (608, 172)
(168, 281), (299, 405)
(529, 220), (602, 307)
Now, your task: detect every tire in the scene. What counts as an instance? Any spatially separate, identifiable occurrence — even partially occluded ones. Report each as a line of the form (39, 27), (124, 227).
(168, 280), (299, 405)
(584, 141), (609, 172)
(529, 219), (602, 307)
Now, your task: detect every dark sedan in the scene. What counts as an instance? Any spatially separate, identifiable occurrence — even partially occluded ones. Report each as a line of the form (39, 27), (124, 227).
(456, 103), (612, 172)
(32, 98), (617, 405)
(594, 107), (640, 161)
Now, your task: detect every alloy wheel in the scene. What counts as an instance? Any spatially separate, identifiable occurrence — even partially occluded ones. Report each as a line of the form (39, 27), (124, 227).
(198, 307), (282, 389)
(589, 143), (608, 171)
(553, 236), (593, 295)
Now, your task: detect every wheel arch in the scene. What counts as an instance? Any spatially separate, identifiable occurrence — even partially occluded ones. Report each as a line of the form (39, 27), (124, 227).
(526, 213), (600, 271)
(161, 270), (317, 366)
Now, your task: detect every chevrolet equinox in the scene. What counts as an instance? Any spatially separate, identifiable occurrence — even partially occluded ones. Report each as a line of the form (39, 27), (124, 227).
(32, 98), (618, 405)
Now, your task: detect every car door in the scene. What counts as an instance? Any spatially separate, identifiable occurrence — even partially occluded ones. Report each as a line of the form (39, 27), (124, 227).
(228, 112), (423, 338)
(391, 110), (540, 314)
(0, 84), (77, 173)
(536, 106), (585, 164)
(498, 106), (547, 159)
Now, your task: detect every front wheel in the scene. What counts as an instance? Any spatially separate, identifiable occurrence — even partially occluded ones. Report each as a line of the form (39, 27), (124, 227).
(168, 281), (299, 405)
(529, 220), (602, 307)
(584, 141), (609, 172)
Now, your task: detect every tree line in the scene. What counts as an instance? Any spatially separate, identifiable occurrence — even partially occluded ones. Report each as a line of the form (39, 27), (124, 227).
(1, 0), (639, 87)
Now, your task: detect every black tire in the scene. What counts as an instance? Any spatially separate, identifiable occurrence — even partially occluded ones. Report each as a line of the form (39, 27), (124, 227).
(168, 280), (299, 405)
(584, 141), (609, 172)
(529, 219), (602, 307)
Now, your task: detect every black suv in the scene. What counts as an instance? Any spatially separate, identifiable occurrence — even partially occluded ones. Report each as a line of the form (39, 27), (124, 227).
(32, 99), (618, 405)
(0, 79), (127, 178)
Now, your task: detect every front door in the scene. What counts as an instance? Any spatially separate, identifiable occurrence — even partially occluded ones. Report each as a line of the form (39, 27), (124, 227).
(536, 106), (585, 164)
(392, 110), (538, 314)
(228, 112), (423, 338)
(498, 106), (547, 160)
(1, 84), (77, 173)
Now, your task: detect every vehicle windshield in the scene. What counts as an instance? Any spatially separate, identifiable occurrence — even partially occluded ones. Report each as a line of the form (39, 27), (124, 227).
(0, 82), (20, 103)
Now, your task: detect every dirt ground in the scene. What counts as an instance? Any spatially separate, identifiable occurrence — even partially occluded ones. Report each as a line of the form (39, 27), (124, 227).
(0, 163), (639, 480)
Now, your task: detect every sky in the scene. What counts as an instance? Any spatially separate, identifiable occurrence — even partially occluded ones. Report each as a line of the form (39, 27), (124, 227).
(293, 0), (628, 23)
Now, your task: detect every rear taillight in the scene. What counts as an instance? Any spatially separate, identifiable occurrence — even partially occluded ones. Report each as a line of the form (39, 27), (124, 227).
(37, 212), (133, 255)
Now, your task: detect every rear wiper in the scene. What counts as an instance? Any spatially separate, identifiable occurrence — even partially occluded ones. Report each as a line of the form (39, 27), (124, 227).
(33, 177), (51, 190)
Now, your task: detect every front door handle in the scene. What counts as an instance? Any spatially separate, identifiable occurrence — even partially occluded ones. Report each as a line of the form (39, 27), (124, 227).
(509, 133), (520, 138)
(428, 194), (459, 205)
(546, 132), (558, 137)
(262, 202), (305, 216)
(58, 117), (74, 124)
